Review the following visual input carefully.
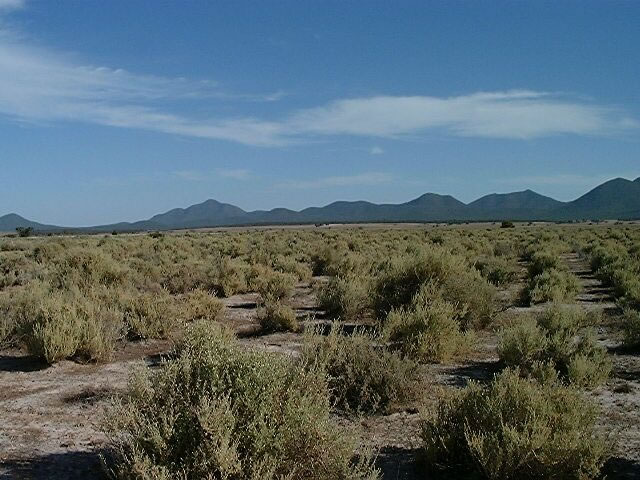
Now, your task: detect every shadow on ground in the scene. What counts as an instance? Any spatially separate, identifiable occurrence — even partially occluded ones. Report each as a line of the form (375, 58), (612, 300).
(602, 456), (640, 480)
(0, 354), (46, 373)
(0, 451), (106, 480)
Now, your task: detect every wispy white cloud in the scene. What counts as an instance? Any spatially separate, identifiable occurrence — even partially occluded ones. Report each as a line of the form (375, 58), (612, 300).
(278, 172), (393, 189)
(172, 168), (251, 182)
(287, 92), (638, 140)
(370, 146), (384, 155)
(217, 168), (251, 180)
(0, 0), (24, 11)
(493, 173), (640, 187)
(0, 8), (637, 147)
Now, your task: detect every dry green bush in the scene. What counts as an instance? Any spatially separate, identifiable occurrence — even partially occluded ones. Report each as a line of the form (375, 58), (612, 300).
(622, 308), (640, 349)
(50, 248), (128, 290)
(258, 300), (298, 333)
(105, 322), (379, 480)
(302, 325), (420, 414)
(421, 368), (608, 479)
(526, 268), (581, 304)
(499, 305), (611, 388)
(181, 288), (224, 322)
(318, 274), (371, 321)
(123, 290), (178, 340)
(210, 257), (249, 297)
(384, 283), (473, 363)
(22, 290), (124, 364)
(374, 248), (496, 329)
(250, 265), (297, 303)
(473, 255), (519, 286)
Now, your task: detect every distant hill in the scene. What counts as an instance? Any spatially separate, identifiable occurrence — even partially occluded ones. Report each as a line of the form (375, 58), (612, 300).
(466, 190), (565, 220)
(0, 213), (60, 232)
(555, 178), (640, 220)
(2, 176), (640, 233)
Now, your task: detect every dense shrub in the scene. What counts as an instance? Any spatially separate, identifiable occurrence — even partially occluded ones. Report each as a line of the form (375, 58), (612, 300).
(622, 308), (640, 349)
(526, 268), (581, 304)
(421, 368), (608, 479)
(105, 322), (379, 480)
(258, 300), (298, 333)
(473, 256), (519, 286)
(250, 265), (297, 303)
(374, 248), (496, 329)
(302, 325), (420, 414)
(318, 274), (371, 321)
(384, 283), (473, 362)
(498, 305), (611, 388)
(123, 290), (178, 340)
(23, 291), (123, 364)
(181, 288), (224, 322)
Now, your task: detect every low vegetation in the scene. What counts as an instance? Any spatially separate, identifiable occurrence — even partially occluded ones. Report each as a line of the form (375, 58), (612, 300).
(105, 322), (379, 479)
(499, 304), (611, 388)
(1, 224), (636, 477)
(421, 368), (608, 479)
(302, 324), (421, 414)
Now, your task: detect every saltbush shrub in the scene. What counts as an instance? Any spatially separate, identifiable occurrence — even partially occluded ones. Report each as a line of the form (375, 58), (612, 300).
(318, 274), (371, 321)
(526, 268), (581, 304)
(258, 300), (298, 333)
(123, 290), (178, 340)
(421, 368), (608, 479)
(384, 283), (473, 362)
(622, 308), (640, 349)
(302, 325), (420, 414)
(374, 248), (496, 329)
(105, 322), (379, 480)
(181, 288), (224, 322)
(498, 305), (611, 388)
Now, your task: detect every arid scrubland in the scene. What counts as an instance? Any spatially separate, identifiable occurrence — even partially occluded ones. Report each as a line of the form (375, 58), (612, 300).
(1, 224), (640, 479)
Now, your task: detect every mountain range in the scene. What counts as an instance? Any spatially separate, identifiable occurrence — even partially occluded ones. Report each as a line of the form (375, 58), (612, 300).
(2, 177), (640, 233)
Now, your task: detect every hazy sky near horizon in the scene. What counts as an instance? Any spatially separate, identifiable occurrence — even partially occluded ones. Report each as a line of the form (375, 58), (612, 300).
(0, 0), (639, 226)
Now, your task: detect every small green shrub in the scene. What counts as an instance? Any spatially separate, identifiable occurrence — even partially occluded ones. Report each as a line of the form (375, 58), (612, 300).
(123, 290), (178, 339)
(250, 266), (297, 303)
(526, 268), (581, 304)
(181, 288), (224, 322)
(302, 325), (420, 414)
(473, 256), (519, 286)
(498, 305), (611, 388)
(374, 249), (495, 329)
(622, 308), (640, 349)
(421, 368), (608, 479)
(318, 274), (370, 321)
(23, 292), (124, 364)
(105, 322), (379, 480)
(258, 300), (298, 333)
(384, 283), (473, 363)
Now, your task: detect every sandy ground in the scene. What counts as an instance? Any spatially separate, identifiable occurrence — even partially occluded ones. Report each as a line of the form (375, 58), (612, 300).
(1, 255), (639, 479)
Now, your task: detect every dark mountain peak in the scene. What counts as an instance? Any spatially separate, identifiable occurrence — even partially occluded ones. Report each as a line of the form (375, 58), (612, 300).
(3, 176), (640, 232)
(404, 193), (465, 208)
(468, 189), (563, 211)
(0, 213), (27, 221)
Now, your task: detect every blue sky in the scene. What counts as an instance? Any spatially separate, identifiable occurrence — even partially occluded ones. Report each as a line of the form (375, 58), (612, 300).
(0, 0), (638, 226)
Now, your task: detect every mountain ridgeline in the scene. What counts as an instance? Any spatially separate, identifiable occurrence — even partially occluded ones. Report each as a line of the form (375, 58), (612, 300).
(2, 177), (640, 232)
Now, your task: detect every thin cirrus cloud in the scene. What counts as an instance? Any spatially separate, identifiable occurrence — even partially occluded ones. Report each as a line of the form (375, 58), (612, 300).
(493, 173), (639, 187)
(0, 0), (24, 11)
(278, 172), (393, 189)
(0, 9), (637, 147)
(172, 169), (251, 182)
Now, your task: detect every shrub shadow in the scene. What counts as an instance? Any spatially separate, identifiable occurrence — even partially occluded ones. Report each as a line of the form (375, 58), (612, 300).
(0, 354), (46, 373)
(602, 456), (640, 480)
(0, 450), (106, 480)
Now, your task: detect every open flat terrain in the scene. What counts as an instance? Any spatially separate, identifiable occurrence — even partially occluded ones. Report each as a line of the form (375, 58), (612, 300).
(1, 225), (639, 479)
